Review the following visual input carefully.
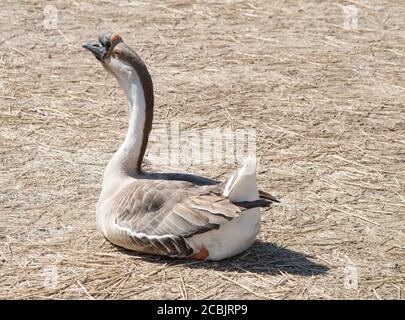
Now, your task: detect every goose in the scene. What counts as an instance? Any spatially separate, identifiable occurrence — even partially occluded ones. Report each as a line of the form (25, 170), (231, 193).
(83, 32), (278, 261)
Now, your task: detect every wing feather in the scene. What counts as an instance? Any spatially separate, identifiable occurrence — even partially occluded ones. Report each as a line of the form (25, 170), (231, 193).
(110, 179), (274, 258)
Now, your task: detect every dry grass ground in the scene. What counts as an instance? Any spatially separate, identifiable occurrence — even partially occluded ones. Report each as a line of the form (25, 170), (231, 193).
(0, 0), (404, 299)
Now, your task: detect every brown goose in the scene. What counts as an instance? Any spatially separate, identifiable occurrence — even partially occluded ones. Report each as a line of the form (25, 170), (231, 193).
(83, 32), (278, 261)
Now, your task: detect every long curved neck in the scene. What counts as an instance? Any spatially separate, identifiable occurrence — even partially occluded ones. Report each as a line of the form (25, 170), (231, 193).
(104, 59), (154, 183)
(120, 72), (149, 173)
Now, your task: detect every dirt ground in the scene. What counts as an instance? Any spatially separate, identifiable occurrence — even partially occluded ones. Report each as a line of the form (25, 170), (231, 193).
(1, 0), (404, 299)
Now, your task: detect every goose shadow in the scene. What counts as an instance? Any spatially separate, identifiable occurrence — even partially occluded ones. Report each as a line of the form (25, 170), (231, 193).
(115, 240), (329, 276)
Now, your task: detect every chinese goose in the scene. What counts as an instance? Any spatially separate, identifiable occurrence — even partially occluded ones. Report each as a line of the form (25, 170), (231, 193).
(83, 32), (278, 261)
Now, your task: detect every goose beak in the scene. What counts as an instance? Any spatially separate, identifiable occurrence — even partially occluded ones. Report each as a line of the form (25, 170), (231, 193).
(82, 40), (105, 60)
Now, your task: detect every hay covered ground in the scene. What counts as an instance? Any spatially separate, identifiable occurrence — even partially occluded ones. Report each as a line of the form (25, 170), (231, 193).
(0, 0), (404, 299)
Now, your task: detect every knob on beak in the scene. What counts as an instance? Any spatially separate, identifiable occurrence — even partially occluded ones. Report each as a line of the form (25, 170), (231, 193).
(82, 40), (105, 60)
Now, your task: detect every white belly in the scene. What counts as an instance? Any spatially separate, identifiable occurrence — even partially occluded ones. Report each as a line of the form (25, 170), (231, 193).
(186, 208), (261, 261)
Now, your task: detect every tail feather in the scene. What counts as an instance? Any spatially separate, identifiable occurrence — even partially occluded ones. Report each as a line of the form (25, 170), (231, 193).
(223, 155), (279, 205)
(223, 155), (259, 202)
(259, 189), (280, 203)
(234, 199), (273, 209)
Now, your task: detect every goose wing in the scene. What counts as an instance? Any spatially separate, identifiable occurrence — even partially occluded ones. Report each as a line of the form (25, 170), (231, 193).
(111, 180), (246, 257)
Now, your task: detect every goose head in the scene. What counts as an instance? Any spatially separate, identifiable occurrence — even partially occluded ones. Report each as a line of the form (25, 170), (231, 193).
(83, 32), (136, 81)
(83, 32), (153, 105)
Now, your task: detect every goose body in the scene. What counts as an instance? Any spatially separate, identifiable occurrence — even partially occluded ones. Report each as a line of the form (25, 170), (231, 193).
(83, 33), (278, 261)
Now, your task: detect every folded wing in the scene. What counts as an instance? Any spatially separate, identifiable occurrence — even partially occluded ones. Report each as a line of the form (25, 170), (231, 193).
(111, 180), (243, 257)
